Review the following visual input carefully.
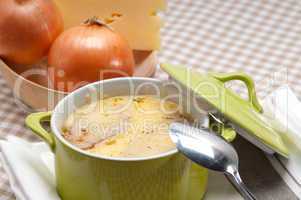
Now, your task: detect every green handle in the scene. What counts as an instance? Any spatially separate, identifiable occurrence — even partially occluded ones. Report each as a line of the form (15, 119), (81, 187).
(210, 72), (263, 113)
(209, 116), (236, 142)
(221, 127), (236, 142)
(25, 112), (55, 151)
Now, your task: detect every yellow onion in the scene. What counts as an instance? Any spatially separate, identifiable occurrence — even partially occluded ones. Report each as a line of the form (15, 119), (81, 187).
(0, 0), (63, 65)
(48, 18), (135, 92)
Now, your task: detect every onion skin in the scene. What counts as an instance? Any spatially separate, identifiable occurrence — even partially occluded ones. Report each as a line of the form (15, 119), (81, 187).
(48, 20), (135, 92)
(0, 0), (63, 65)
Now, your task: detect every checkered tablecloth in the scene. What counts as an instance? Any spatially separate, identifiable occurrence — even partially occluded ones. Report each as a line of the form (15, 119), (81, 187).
(1, 0), (301, 199)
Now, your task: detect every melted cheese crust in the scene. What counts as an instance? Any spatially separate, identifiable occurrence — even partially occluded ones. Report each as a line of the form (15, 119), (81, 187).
(62, 95), (186, 158)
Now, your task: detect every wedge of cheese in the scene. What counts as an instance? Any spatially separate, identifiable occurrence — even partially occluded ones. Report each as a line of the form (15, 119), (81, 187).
(53, 0), (166, 50)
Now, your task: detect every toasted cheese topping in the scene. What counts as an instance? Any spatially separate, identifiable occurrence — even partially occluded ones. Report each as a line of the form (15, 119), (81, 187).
(62, 95), (187, 157)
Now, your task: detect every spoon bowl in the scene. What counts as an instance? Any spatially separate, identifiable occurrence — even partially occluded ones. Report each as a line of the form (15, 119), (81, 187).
(169, 122), (256, 200)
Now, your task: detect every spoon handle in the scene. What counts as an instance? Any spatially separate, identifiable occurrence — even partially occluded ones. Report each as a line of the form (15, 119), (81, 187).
(225, 170), (257, 200)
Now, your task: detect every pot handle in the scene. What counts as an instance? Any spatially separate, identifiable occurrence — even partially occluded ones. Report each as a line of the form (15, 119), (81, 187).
(25, 112), (55, 151)
(209, 72), (263, 113)
(215, 126), (236, 142)
(208, 114), (236, 142)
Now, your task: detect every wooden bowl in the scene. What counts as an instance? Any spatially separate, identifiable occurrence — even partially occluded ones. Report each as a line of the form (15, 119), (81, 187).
(0, 51), (157, 111)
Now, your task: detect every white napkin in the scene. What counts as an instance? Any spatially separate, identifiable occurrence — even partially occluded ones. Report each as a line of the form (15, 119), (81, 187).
(262, 85), (301, 198)
(0, 136), (59, 200)
(0, 136), (242, 200)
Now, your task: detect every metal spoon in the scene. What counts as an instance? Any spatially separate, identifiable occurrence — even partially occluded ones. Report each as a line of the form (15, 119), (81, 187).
(169, 122), (256, 200)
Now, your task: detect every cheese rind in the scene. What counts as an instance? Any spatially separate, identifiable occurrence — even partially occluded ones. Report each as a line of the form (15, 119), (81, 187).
(53, 0), (166, 50)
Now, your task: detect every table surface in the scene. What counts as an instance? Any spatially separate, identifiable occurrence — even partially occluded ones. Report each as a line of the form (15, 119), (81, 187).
(1, 0), (301, 199)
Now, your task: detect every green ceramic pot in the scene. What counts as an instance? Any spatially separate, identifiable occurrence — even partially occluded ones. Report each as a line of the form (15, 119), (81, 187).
(25, 78), (235, 200)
